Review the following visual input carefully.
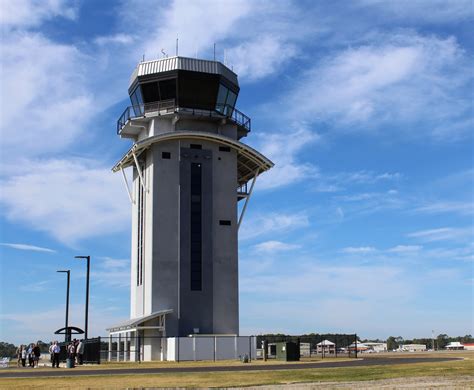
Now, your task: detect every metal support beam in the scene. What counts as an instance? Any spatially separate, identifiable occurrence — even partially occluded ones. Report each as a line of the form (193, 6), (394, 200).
(132, 152), (148, 193)
(238, 169), (259, 230)
(120, 166), (134, 204)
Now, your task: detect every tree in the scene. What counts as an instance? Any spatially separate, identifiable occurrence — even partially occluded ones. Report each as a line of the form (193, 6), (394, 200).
(0, 342), (17, 358)
(386, 336), (398, 351)
(437, 334), (449, 349)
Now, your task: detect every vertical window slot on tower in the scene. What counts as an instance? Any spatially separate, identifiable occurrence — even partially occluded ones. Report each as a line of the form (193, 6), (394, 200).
(190, 163), (202, 291)
(137, 164), (145, 286)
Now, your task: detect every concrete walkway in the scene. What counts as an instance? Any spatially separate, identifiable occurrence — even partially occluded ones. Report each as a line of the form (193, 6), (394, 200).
(0, 357), (462, 378)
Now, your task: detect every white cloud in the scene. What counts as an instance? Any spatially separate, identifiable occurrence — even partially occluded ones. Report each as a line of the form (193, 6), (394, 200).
(0, 159), (130, 246)
(0, 243), (56, 253)
(284, 33), (472, 139)
(408, 227), (472, 243)
(0, 0), (77, 29)
(93, 256), (130, 288)
(388, 245), (422, 253)
(228, 35), (297, 81)
(414, 201), (473, 216)
(341, 246), (376, 254)
(253, 240), (300, 253)
(255, 127), (319, 190)
(94, 34), (135, 46)
(240, 212), (310, 240)
(359, 0), (473, 23)
(0, 32), (94, 159)
(119, 0), (307, 82)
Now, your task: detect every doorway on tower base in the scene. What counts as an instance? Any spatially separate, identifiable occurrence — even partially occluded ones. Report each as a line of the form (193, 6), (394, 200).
(106, 309), (172, 362)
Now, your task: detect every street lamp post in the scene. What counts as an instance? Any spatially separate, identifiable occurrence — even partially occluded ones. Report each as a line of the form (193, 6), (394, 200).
(57, 270), (70, 342)
(75, 255), (90, 340)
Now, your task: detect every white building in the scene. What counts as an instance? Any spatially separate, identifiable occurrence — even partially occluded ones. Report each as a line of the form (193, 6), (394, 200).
(316, 340), (336, 354)
(445, 342), (464, 350)
(364, 342), (387, 352)
(400, 344), (426, 352)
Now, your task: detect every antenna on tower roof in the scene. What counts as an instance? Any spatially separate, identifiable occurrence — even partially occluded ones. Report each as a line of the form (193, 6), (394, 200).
(161, 49), (167, 58)
(224, 49), (227, 66)
(176, 35), (179, 56)
(142, 54), (145, 62)
(213, 43), (216, 61)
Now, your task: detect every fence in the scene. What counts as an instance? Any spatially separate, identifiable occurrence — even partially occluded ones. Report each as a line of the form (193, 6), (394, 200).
(102, 335), (256, 362)
(51, 334), (360, 364)
(58, 337), (101, 364)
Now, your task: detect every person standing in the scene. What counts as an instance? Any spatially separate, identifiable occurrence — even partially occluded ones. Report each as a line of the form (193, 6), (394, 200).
(67, 341), (76, 367)
(21, 346), (27, 367)
(76, 339), (84, 365)
(52, 341), (61, 368)
(48, 342), (54, 364)
(16, 345), (22, 367)
(32, 343), (41, 368)
(27, 344), (34, 367)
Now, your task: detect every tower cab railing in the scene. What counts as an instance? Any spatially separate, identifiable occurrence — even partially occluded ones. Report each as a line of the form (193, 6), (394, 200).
(117, 100), (251, 135)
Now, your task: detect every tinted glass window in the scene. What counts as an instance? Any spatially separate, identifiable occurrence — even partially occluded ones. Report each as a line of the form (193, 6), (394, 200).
(141, 82), (160, 103)
(216, 84), (228, 113)
(159, 78), (177, 101)
(190, 163), (202, 291)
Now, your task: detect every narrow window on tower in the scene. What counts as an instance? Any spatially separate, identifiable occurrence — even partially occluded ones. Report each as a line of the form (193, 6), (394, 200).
(190, 163), (202, 291)
(137, 164), (145, 286)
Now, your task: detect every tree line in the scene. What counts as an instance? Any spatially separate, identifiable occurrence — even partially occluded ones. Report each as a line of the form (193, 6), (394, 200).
(383, 334), (474, 351)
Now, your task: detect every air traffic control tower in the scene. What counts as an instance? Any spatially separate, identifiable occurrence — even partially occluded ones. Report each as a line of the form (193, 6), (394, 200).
(108, 57), (273, 352)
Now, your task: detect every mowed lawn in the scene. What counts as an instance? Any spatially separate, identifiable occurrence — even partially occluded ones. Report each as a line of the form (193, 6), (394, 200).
(0, 352), (472, 389)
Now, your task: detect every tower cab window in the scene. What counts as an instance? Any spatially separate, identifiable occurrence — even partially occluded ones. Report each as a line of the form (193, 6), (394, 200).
(216, 83), (237, 116)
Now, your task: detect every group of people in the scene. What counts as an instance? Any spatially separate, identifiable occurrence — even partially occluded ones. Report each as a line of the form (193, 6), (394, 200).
(65, 339), (85, 366)
(15, 339), (85, 368)
(15, 343), (41, 368)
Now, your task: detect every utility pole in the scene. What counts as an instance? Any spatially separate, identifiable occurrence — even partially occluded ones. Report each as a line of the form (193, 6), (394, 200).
(75, 255), (91, 340)
(57, 270), (70, 342)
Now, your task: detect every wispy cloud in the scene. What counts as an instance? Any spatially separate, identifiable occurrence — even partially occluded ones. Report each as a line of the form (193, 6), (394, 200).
(0, 0), (77, 29)
(240, 212), (310, 241)
(358, 0), (473, 24)
(19, 280), (51, 292)
(281, 32), (472, 140)
(255, 127), (320, 190)
(94, 33), (135, 46)
(0, 159), (130, 246)
(253, 240), (300, 253)
(408, 227), (472, 243)
(387, 245), (422, 253)
(341, 246), (376, 254)
(414, 201), (473, 216)
(0, 243), (56, 253)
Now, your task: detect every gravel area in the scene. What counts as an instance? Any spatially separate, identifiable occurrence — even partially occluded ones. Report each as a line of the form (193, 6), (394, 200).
(230, 376), (474, 389)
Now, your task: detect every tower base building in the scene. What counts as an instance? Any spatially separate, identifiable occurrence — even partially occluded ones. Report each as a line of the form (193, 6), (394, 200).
(107, 57), (272, 361)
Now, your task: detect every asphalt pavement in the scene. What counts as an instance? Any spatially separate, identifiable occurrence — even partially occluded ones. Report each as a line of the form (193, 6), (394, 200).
(0, 357), (462, 378)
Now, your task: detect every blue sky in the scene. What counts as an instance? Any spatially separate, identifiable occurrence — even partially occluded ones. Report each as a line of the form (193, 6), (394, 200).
(0, 0), (473, 345)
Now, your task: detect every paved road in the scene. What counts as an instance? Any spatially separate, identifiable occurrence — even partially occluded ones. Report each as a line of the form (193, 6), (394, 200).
(0, 357), (462, 378)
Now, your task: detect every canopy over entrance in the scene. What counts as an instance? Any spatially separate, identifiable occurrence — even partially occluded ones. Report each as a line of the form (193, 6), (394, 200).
(106, 309), (173, 335)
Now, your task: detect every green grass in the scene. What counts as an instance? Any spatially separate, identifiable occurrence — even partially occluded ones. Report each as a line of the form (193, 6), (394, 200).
(0, 353), (472, 389)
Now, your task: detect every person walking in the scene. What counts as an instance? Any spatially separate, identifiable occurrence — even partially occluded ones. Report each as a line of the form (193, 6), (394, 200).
(52, 341), (61, 368)
(76, 339), (84, 365)
(32, 343), (41, 368)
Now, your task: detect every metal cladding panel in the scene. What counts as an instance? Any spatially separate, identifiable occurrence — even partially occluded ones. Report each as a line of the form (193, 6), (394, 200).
(130, 56), (238, 87)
